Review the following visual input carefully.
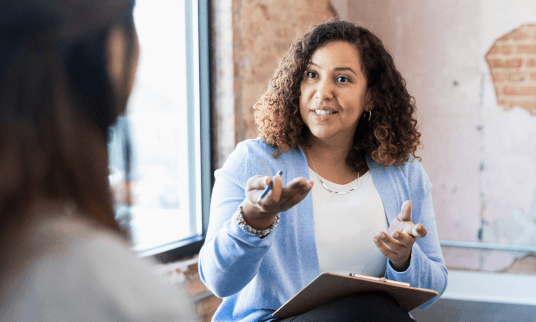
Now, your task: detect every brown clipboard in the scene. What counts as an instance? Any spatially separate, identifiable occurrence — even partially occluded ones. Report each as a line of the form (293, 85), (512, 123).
(272, 272), (438, 319)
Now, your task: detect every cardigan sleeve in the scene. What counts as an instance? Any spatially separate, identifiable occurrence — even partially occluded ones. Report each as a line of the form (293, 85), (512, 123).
(384, 161), (448, 310)
(198, 141), (278, 298)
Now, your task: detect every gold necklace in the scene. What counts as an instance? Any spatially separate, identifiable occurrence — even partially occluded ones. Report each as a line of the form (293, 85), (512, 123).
(304, 146), (360, 195)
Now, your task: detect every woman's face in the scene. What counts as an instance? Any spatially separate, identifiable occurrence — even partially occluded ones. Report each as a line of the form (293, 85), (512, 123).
(299, 41), (370, 143)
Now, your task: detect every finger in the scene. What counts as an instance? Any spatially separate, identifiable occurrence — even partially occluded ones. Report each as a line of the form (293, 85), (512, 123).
(395, 200), (412, 222)
(283, 177), (314, 194)
(373, 235), (398, 260)
(391, 230), (417, 248)
(281, 177), (309, 192)
(377, 231), (407, 253)
(400, 222), (416, 236)
(267, 172), (284, 202)
(246, 175), (271, 193)
(280, 179), (313, 209)
(411, 223), (427, 238)
(280, 180), (314, 211)
(279, 177), (310, 203)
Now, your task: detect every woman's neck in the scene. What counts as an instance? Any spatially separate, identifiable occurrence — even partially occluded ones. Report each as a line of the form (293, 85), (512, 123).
(303, 136), (359, 185)
(308, 141), (350, 165)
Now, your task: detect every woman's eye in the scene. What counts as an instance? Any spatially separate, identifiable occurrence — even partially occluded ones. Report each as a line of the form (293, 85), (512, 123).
(337, 76), (350, 83)
(307, 71), (317, 78)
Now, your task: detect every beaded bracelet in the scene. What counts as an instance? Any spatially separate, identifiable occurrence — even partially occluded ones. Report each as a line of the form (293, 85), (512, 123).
(236, 204), (280, 238)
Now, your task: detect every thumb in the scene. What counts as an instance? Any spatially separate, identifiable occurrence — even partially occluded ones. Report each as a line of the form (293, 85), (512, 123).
(396, 200), (412, 222)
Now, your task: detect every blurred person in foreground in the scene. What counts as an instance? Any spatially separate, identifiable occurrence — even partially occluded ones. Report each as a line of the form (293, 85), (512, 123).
(199, 20), (447, 321)
(0, 0), (195, 320)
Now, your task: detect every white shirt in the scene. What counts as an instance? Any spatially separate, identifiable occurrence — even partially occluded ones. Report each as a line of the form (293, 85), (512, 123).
(310, 168), (389, 276)
(0, 215), (196, 322)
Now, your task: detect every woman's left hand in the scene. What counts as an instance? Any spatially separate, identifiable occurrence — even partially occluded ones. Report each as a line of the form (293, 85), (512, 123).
(373, 200), (427, 271)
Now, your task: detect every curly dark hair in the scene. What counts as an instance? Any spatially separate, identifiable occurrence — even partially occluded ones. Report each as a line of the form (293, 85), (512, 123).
(254, 20), (421, 170)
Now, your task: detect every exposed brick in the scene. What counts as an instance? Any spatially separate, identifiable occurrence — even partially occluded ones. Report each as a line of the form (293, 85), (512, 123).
(517, 44), (536, 54)
(236, 0), (335, 139)
(491, 71), (508, 83)
(486, 45), (499, 56)
(509, 100), (536, 114)
(498, 32), (513, 42)
(488, 25), (536, 115)
(501, 44), (514, 55)
(487, 58), (525, 69)
(494, 85), (503, 97)
(505, 58), (523, 68)
(503, 86), (536, 96)
(487, 58), (504, 68)
(508, 71), (526, 82)
(513, 30), (530, 40)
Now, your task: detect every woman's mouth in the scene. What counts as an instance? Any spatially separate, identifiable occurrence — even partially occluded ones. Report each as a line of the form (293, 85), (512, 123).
(313, 110), (336, 115)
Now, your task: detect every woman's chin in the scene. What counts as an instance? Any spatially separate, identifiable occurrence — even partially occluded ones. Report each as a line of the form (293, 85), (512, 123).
(308, 129), (332, 140)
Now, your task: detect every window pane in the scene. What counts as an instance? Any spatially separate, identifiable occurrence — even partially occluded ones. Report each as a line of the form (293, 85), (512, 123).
(109, 0), (197, 251)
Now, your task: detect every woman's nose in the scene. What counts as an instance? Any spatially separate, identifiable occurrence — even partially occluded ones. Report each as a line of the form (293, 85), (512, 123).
(314, 78), (334, 101)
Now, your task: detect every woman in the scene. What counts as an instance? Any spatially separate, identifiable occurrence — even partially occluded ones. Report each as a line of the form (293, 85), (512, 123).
(0, 0), (195, 320)
(199, 20), (447, 321)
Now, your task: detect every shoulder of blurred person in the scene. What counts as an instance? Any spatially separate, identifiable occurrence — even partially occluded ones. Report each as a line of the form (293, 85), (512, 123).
(0, 200), (197, 322)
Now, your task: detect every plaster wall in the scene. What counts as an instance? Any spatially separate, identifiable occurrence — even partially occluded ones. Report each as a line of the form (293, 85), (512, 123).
(336, 0), (536, 247)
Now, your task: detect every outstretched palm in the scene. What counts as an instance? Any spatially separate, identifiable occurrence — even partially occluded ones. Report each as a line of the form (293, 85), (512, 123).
(374, 200), (427, 271)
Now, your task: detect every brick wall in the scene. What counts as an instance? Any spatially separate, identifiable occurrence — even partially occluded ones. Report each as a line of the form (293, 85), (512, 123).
(235, 0), (337, 140)
(212, 0), (336, 168)
(486, 24), (536, 115)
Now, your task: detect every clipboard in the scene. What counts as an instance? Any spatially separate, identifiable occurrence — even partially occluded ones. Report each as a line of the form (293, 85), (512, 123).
(272, 272), (438, 318)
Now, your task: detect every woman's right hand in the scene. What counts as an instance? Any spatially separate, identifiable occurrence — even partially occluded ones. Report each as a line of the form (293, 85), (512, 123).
(241, 174), (314, 230)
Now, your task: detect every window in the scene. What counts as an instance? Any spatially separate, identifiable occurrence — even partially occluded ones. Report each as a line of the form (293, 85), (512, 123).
(108, 0), (211, 261)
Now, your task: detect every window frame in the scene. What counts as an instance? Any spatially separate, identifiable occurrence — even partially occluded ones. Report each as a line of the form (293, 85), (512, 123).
(136, 0), (212, 263)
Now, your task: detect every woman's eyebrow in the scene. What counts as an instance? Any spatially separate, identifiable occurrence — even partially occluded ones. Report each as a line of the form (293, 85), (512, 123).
(307, 61), (357, 75)
(334, 67), (357, 75)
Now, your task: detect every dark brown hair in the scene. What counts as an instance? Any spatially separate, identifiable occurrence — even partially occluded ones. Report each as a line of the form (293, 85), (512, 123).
(254, 20), (421, 170)
(0, 0), (136, 257)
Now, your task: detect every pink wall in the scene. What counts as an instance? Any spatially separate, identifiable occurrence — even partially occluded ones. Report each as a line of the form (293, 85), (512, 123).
(335, 0), (536, 244)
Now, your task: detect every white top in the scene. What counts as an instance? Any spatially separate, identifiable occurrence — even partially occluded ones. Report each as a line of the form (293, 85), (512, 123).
(310, 168), (388, 276)
(0, 214), (196, 322)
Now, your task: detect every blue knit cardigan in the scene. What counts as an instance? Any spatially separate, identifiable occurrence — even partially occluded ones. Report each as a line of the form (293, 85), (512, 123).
(199, 139), (448, 322)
